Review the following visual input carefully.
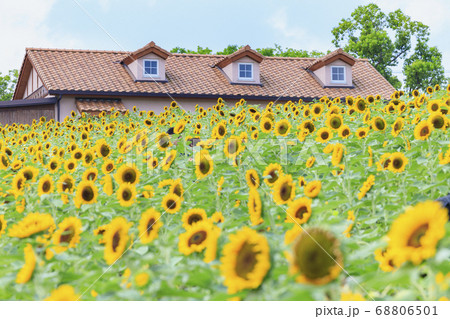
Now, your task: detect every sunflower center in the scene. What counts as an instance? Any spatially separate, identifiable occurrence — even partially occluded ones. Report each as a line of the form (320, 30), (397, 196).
(278, 124), (287, 134)
(188, 214), (202, 225)
(420, 126), (430, 136)
(218, 126), (225, 136)
(112, 231), (121, 252)
(62, 179), (73, 191)
(321, 132), (329, 139)
(375, 119), (385, 130)
(87, 173), (96, 180)
(50, 162), (58, 170)
(264, 122), (271, 130)
(342, 129), (349, 136)
(146, 218), (155, 235)
(392, 158), (403, 169)
(60, 226), (75, 244)
(407, 224), (429, 248)
(106, 164), (113, 171)
(121, 189), (132, 201)
(188, 231), (207, 246)
(42, 181), (51, 193)
(159, 136), (170, 148)
(17, 178), (23, 190)
(68, 163), (75, 170)
(81, 186), (94, 201)
(267, 170), (278, 184)
(85, 154), (92, 163)
(122, 169), (136, 183)
(432, 117), (444, 129)
(228, 140), (238, 155)
(280, 183), (292, 201)
(100, 145), (110, 157)
(295, 206), (308, 219)
(235, 242), (258, 280)
(199, 158), (210, 174)
(330, 118), (341, 129)
(167, 199), (177, 209)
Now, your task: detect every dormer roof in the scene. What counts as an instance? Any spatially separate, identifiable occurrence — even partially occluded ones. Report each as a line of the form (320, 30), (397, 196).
(121, 41), (171, 65)
(215, 45), (264, 68)
(307, 48), (357, 71)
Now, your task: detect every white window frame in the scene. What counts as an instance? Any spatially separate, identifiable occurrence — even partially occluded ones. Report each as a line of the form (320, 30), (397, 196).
(238, 63), (253, 81)
(330, 66), (346, 83)
(143, 59), (159, 78)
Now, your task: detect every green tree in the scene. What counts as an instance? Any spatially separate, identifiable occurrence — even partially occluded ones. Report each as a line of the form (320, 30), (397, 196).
(331, 3), (432, 89)
(216, 45), (240, 55)
(403, 41), (446, 91)
(257, 44), (324, 58)
(170, 46), (212, 54)
(0, 69), (18, 101)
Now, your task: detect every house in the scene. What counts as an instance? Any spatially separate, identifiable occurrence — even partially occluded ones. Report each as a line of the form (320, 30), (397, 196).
(0, 42), (395, 125)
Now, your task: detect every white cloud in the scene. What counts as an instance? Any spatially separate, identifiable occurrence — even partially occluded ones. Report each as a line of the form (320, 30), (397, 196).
(0, 0), (83, 74)
(268, 8), (331, 53)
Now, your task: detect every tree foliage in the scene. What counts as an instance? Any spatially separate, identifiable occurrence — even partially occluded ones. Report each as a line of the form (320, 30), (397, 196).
(171, 44), (324, 58)
(331, 3), (445, 90)
(0, 69), (18, 101)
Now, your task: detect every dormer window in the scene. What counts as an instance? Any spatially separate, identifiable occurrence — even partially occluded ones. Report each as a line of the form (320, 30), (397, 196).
(331, 66), (345, 83)
(143, 59), (159, 77)
(238, 63), (253, 80)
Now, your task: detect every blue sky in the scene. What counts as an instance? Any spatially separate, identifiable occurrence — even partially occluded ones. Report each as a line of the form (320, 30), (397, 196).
(1, 0), (449, 83)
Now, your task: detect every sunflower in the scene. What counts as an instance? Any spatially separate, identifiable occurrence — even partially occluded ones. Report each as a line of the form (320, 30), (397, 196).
(0, 215), (7, 238)
(103, 217), (132, 265)
(44, 285), (79, 301)
(326, 114), (343, 130)
(82, 167), (98, 182)
(414, 120), (433, 140)
(315, 127), (333, 143)
(161, 193), (181, 214)
(224, 136), (243, 158)
(47, 157), (60, 173)
(82, 149), (95, 167)
(74, 180), (98, 208)
(101, 159), (115, 174)
(338, 124), (351, 139)
(220, 227), (270, 294)
(182, 208), (207, 229)
(96, 140), (111, 158)
(300, 120), (315, 134)
(195, 149), (214, 179)
(355, 127), (369, 139)
(174, 120), (186, 134)
(178, 220), (215, 255)
(290, 228), (342, 285)
(245, 169), (260, 189)
(286, 197), (312, 224)
(355, 98), (367, 113)
(214, 122), (227, 138)
(428, 113), (446, 130)
(306, 156), (315, 168)
(115, 164), (140, 185)
(64, 159), (77, 172)
(37, 174), (54, 196)
(248, 188), (263, 225)
(19, 166), (39, 183)
(57, 173), (75, 194)
(274, 119), (291, 136)
(272, 174), (295, 205)
(16, 244), (36, 284)
(155, 132), (172, 151)
(12, 174), (26, 194)
(52, 217), (82, 253)
(138, 208), (163, 244)
(372, 116), (387, 131)
(263, 163), (283, 186)
(311, 103), (324, 117)
(331, 143), (344, 166)
(387, 201), (448, 266)
(116, 183), (136, 207)
(427, 100), (441, 113)
(304, 180), (321, 198)
(388, 152), (408, 173)
(260, 117), (273, 133)
(161, 150), (177, 171)
(9, 212), (55, 238)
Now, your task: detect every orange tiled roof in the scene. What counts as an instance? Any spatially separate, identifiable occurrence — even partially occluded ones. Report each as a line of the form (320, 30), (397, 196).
(75, 98), (126, 113)
(307, 48), (357, 71)
(21, 47), (395, 101)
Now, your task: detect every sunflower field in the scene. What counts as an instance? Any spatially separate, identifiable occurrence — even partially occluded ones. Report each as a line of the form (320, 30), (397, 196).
(0, 85), (449, 301)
